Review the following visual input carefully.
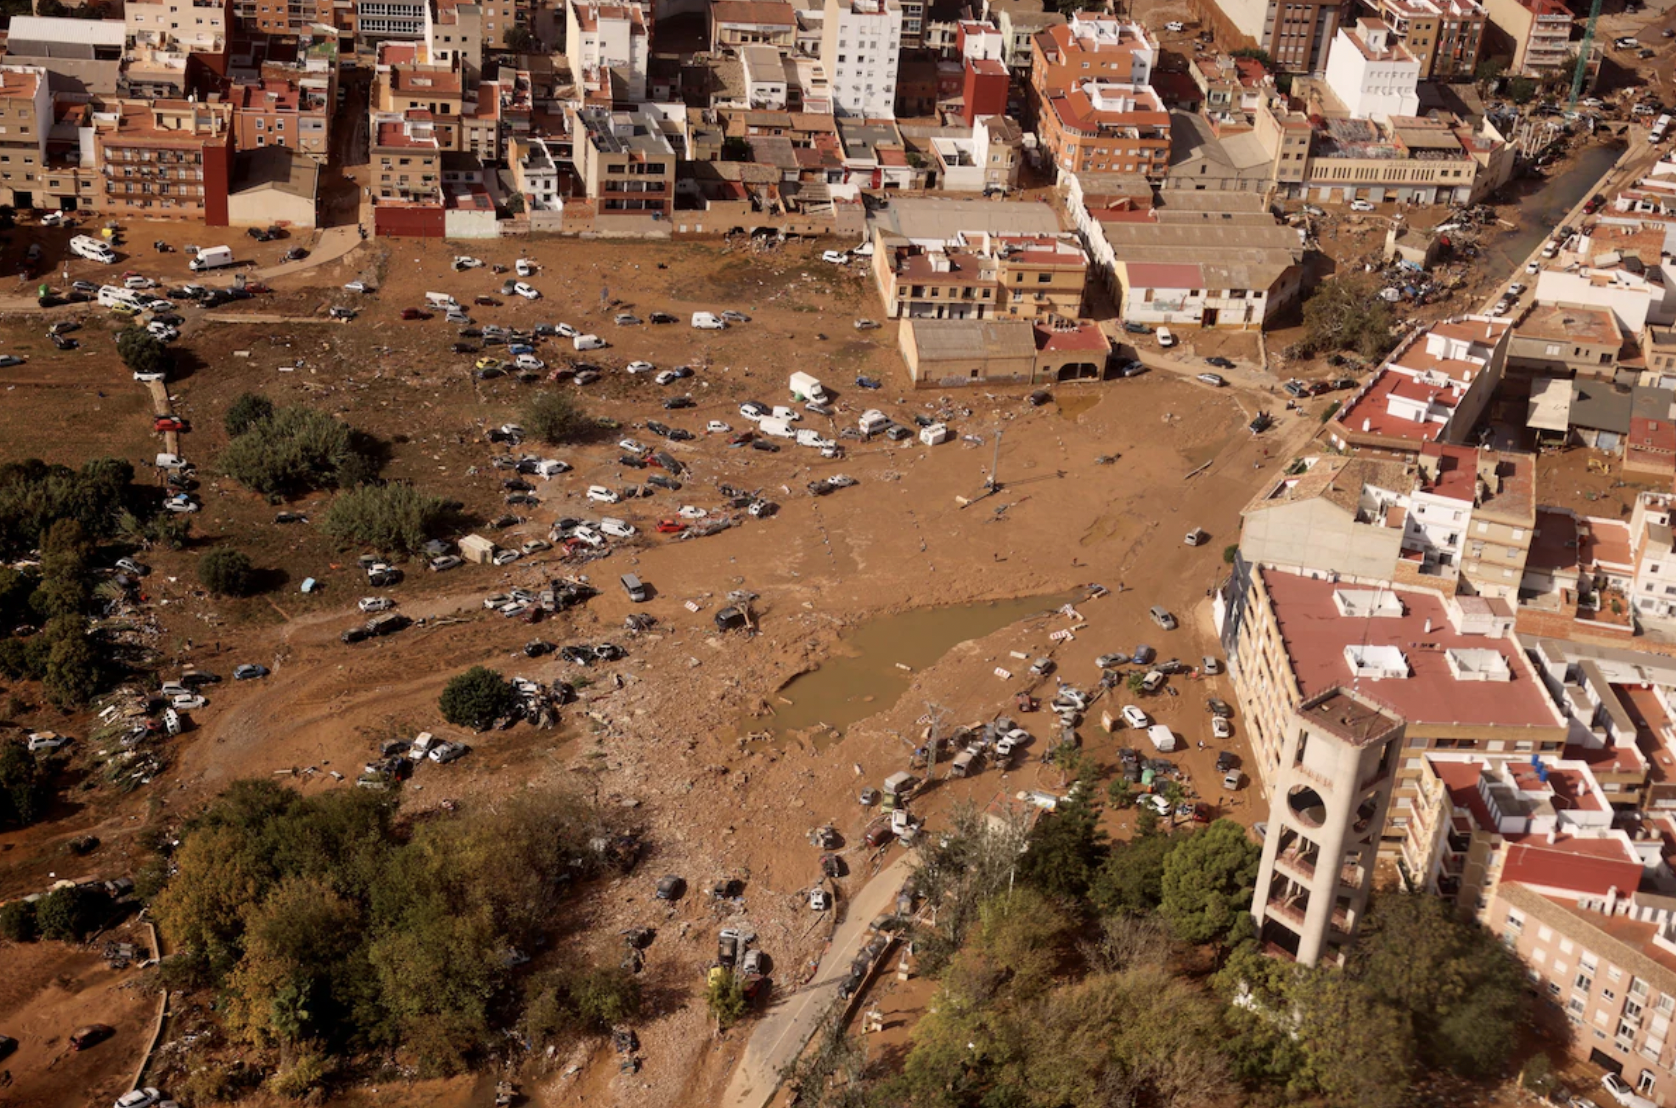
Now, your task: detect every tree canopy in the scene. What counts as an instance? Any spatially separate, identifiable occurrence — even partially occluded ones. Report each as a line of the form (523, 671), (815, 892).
(219, 405), (379, 496)
(323, 483), (454, 557)
(1159, 818), (1261, 944)
(438, 666), (518, 731)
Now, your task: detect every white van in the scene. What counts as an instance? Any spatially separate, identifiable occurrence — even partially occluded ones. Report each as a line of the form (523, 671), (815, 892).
(70, 235), (116, 264)
(691, 312), (726, 330)
(573, 334), (607, 351)
(425, 291), (460, 310)
(1654, 114), (1673, 143)
(919, 423), (948, 446)
(189, 245), (234, 271)
(98, 285), (143, 309)
(858, 409), (890, 436)
(1146, 724), (1178, 752)
(759, 417), (795, 439)
(534, 459), (570, 478)
(795, 429), (834, 449)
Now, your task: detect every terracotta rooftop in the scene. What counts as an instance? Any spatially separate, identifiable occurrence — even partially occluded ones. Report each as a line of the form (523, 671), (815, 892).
(0, 68), (40, 99)
(1336, 368), (1455, 442)
(1503, 838), (1643, 896)
(1261, 568), (1562, 730)
(1580, 517), (1634, 571)
(1033, 321), (1110, 353)
(1417, 442), (1478, 501)
(712, 0), (796, 24)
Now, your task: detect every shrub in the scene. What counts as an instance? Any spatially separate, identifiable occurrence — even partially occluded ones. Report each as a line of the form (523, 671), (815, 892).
(224, 392), (276, 438)
(220, 406), (377, 496)
(42, 617), (99, 710)
(706, 968), (748, 1029)
(116, 327), (171, 380)
(0, 897), (38, 941)
(198, 549), (255, 597)
(35, 884), (106, 942)
(439, 666), (517, 730)
(524, 391), (590, 445)
(323, 484), (453, 556)
(0, 733), (51, 828)
(1222, 544), (1239, 566)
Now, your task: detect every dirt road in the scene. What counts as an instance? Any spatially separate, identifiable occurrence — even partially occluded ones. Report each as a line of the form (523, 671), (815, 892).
(722, 853), (915, 1108)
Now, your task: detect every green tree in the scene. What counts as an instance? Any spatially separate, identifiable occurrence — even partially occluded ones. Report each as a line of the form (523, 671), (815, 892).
(0, 897), (38, 941)
(1159, 818), (1261, 944)
(706, 968), (748, 1029)
(523, 391), (591, 445)
(1508, 76), (1537, 104)
(1223, 543), (1239, 565)
(198, 548), (255, 597)
(0, 738), (52, 827)
(323, 484), (453, 556)
(36, 884), (106, 942)
(220, 405), (375, 496)
(42, 616), (99, 709)
(504, 24), (534, 51)
(116, 327), (171, 380)
(33, 518), (93, 620)
(1295, 970), (1414, 1108)
(1301, 279), (1399, 361)
(1475, 58), (1507, 87)
(438, 666), (517, 731)
(1018, 790), (1106, 900)
(225, 392), (276, 438)
(1105, 777), (1134, 808)
(1089, 831), (1178, 917)
(1126, 671), (1147, 695)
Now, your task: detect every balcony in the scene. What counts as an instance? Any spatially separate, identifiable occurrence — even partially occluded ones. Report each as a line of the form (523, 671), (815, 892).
(1265, 894), (1309, 930)
(1275, 846), (1319, 882)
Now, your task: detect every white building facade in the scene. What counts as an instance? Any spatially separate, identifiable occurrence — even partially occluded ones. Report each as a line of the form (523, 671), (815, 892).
(820, 0), (903, 118)
(1323, 17), (1421, 119)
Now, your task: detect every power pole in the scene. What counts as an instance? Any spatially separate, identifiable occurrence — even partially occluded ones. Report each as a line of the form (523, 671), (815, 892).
(986, 427), (1003, 491)
(923, 701), (950, 781)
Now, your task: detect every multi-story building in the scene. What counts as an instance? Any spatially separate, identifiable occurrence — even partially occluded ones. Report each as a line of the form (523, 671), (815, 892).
(94, 99), (234, 224)
(1249, 686), (1404, 965)
(712, 0), (798, 52)
(1484, 0), (1572, 77)
(819, 0), (903, 119)
(475, 0), (521, 49)
(567, 0), (650, 104)
(1286, 114), (1510, 206)
(1322, 17), (1420, 119)
(125, 0), (231, 56)
(3, 16), (125, 96)
(1329, 316), (1510, 452)
(359, 0), (427, 36)
(1028, 13), (1155, 107)
(0, 67), (51, 210)
(371, 112), (442, 204)
(571, 106), (674, 224)
(425, 0), (483, 81)
(1238, 455), (1413, 581)
(232, 77), (332, 160)
(1509, 302), (1623, 379)
(871, 229), (1090, 321)
(1458, 448), (1536, 601)
(985, 0), (1065, 80)
(509, 134), (562, 211)
(1034, 82), (1168, 177)
(1216, 563), (1570, 857)
(1191, 53), (1271, 129)
(1201, 0), (1345, 73)
(1371, 0), (1486, 79)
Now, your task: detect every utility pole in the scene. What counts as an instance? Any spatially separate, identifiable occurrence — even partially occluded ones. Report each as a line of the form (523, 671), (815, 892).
(923, 700), (950, 781)
(986, 427), (1003, 491)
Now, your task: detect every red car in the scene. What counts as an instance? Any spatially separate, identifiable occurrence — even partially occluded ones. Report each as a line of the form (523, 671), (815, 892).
(401, 307), (432, 320)
(154, 416), (186, 432)
(244, 281), (272, 294)
(656, 519), (686, 534)
(730, 431), (754, 446)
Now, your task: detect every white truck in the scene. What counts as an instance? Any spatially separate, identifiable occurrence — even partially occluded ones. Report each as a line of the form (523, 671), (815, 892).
(189, 244), (235, 271)
(70, 234), (116, 264)
(98, 285), (144, 310)
(858, 409), (890, 436)
(788, 371), (828, 403)
(759, 417), (796, 439)
(1146, 724), (1178, 752)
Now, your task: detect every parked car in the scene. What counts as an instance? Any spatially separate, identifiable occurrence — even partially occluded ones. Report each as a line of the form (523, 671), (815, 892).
(1150, 606), (1177, 630)
(1349, 199), (1377, 212)
(1196, 372), (1226, 387)
(1205, 356), (1234, 369)
(1601, 1074), (1658, 1108)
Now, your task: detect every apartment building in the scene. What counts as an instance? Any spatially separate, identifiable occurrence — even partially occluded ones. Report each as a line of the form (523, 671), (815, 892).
(1395, 443), (1534, 599)
(1249, 687), (1404, 965)
(425, 0), (483, 81)
(1322, 17), (1420, 119)
(1035, 82), (1168, 177)
(1200, 0), (1345, 73)
(509, 134), (562, 211)
(572, 107), (674, 223)
(870, 229), (1090, 321)
(712, 0), (797, 51)
(371, 112), (442, 204)
(1192, 53), (1271, 128)
(1371, 0), (1486, 78)
(1509, 302), (1623, 379)
(1329, 316), (1511, 452)
(1484, 0), (1572, 76)
(1216, 563), (1569, 855)
(1028, 13), (1156, 106)
(476, 0), (521, 49)
(1286, 114), (1508, 206)
(1238, 455), (1413, 581)
(125, 0), (231, 56)
(568, 0), (650, 104)
(359, 0), (427, 36)
(3, 16), (126, 96)
(232, 77), (331, 160)
(819, 0), (903, 119)
(0, 67), (51, 210)
(985, 0), (1064, 79)
(93, 99), (233, 224)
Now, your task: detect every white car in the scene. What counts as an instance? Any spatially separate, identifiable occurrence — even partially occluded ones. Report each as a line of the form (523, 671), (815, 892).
(1507, 282), (1526, 296)
(343, 279), (372, 293)
(134, 369), (167, 383)
(600, 518), (637, 539)
(492, 548), (522, 566)
(654, 370), (681, 386)
(1212, 717), (1233, 740)
(358, 597), (394, 613)
(1525, 260), (1540, 274)
(556, 322), (578, 338)
(515, 259), (535, 277)
(692, 312), (726, 330)
(453, 255), (483, 269)
(570, 526), (606, 549)
(677, 505), (708, 520)
(514, 282), (541, 300)
(147, 325), (179, 343)
(1602, 1074), (1658, 1108)
(619, 437), (650, 454)
(520, 539), (551, 555)
(707, 420), (731, 434)
(809, 888), (832, 911)
(1197, 373), (1226, 387)
(626, 361), (655, 375)
(587, 485), (620, 504)
(821, 250), (849, 264)
(1349, 199), (1376, 212)
(26, 731), (69, 752)
(1165, 20), (1184, 30)
(162, 496), (198, 513)
(171, 694), (207, 711)
(1156, 327), (1175, 348)
(1121, 705), (1150, 729)
(515, 354), (545, 371)
(115, 1090), (162, 1108)
(770, 405), (802, 422)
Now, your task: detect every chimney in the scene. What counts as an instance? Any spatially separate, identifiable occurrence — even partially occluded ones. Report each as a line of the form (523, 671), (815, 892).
(1423, 617), (1432, 633)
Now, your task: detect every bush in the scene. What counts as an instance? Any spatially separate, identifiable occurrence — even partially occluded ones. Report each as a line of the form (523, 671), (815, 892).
(706, 968), (748, 1029)
(0, 897), (38, 941)
(0, 734), (52, 828)
(323, 484), (453, 557)
(0, 458), (139, 557)
(42, 617), (99, 710)
(35, 884), (106, 942)
(1222, 544), (1239, 566)
(198, 549), (255, 597)
(524, 392), (591, 445)
(220, 405), (377, 496)
(439, 666), (518, 731)
(224, 392), (276, 438)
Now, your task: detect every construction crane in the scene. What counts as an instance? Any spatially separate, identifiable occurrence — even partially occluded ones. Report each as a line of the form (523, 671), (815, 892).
(1569, 0), (1604, 112)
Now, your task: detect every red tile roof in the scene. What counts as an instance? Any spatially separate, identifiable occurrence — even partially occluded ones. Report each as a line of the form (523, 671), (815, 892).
(1502, 839), (1642, 897)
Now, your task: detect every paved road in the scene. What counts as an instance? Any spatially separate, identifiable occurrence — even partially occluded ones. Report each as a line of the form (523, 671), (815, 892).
(721, 852), (916, 1108)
